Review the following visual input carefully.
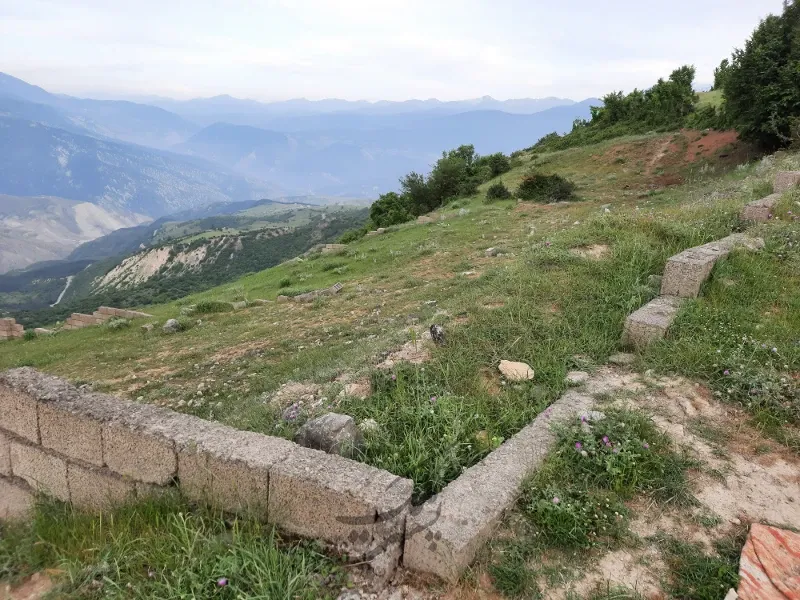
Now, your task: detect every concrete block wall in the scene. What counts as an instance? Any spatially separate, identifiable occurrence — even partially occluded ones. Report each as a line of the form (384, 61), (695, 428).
(64, 307), (153, 330)
(0, 368), (412, 578)
(0, 318), (25, 341)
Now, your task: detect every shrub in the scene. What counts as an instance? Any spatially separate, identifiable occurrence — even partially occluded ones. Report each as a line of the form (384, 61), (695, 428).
(278, 277), (292, 288)
(516, 174), (576, 202)
(193, 300), (233, 314)
(485, 182), (513, 201)
(22, 330), (36, 341)
(338, 227), (368, 244)
(104, 317), (131, 330)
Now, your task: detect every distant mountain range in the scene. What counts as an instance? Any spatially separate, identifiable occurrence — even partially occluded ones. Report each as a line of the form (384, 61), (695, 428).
(0, 70), (600, 275)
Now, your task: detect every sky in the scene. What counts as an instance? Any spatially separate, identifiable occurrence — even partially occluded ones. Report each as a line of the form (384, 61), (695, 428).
(0, 0), (786, 102)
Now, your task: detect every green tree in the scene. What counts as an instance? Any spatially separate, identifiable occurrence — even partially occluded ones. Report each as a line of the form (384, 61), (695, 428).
(723, 1), (800, 149)
(369, 192), (413, 227)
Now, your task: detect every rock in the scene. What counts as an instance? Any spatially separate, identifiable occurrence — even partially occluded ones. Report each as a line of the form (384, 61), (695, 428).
(162, 319), (181, 333)
(341, 381), (371, 399)
(336, 592), (363, 600)
(276, 295), (290, 303)
(498, 360), (534, 381)
(608, 352), (636, 366)
(141, 324), (154, 333)
(417, 215), (435, 224)
(430, 324), (446, 346)
(485, 247), (498, 257)
(231, 301), (247, 310)
(294, 413), (364, 458)
(376, 228), (386, 234)
(33, 328), (53, 336)
(250, 299), (273, 305)
(565, 371), (590, 386)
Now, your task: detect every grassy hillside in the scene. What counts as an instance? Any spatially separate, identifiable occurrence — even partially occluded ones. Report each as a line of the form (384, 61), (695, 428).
(1, 129), (796, 497)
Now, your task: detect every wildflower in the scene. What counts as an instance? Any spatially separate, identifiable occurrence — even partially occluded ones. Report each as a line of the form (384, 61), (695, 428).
(723, 369), (730, 376)
(613, 448), (620, 454)
(391, 374), (396, 381)
(217, 578), (228, 587)
(772, 347), (778, 353)
(552, 496), (560, 504)
(602, 436), (609, 443)
(580, 450), (588, 457)
(575, 442), (583, 450)
(642, 442), (650, 450)
(430, 396), (437, 403)
(581, 414), (587, 423)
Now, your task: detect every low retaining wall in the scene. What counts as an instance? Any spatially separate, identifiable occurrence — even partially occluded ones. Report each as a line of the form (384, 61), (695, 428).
(64, 306), (153, 330)
(0, 368), (411, 580)
(0, 318), (24, 341)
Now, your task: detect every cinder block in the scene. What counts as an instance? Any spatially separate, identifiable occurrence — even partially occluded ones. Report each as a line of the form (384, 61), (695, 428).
(67, 463), (136, 510)
(103, 423), (177, 485)
(741, 193), (780, 223)
(0, 318), (15, 327)
(404, 391), (593, 583)
(774, 171), (800, 193)
(9, 442), (69, 501)
(622, 296), (686, 350)
(268, 447), (412, 551)
(0, 384), (39, 443)
(661, 234), (763, 298)
(39, 401), (104, 466)
(0, 429), (11, 476)
(176, 423), (294, 515)
(0, 476), (35, 520)
(97, 307), (116, 316)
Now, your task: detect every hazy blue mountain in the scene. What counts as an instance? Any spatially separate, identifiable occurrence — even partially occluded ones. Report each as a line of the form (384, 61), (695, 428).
(176, 100), (599, 196)
(0, 72), (199, 148)
(0, 116), (277, 217)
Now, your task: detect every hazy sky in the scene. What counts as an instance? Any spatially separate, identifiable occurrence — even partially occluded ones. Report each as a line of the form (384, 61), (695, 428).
(0, 0), (785, 102)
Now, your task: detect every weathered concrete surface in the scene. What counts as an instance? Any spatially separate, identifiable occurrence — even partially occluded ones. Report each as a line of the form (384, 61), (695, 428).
(103, 420), (177, 485)
(403, 390), (594, 583)
(622, 296), (686, 350)
(9, 442), (69, 501)
(38, 400), (104, 466)
(741, 193), (780, 223)
(774, 171), (800, 193)
(269, 446), (412, 551)
(0, 385), (39, 443)
(67, 463), (136, 510)
(0, 429), (10, 476)
(0, 476), (34, 520)
(294, 413), (364, 458)
(661, 234), (764, 298)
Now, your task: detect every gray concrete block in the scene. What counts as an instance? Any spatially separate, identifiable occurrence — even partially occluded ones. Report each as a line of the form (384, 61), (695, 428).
(103, 423), (177, 485)
(403, 391), (593, 583)
(39, 401), (104, 466)
(177, 424), (295, 516)
(269, 447), (412, 552)
(67, 463), (136, 510)
(0, 476), (35, 520)
(661, 234), (763, 298)
(774, 171), (800, 193)
(622, 296), (686, 350)
(0, 429), (11, 476)
(9, 441), (69, 501)
(0, 384), (39, 443)
(741, 193), (780, 223)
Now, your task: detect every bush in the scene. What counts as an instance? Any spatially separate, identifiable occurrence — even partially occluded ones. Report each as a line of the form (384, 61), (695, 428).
(338, 227), (368, 244)
(516, 174), (576, 202)
(278, 277), (292, 289)
(22, 330), (36, 341)
(104, 317), (131, 330)
(193, 300), (233, 314)
(485, 182), (513, 202)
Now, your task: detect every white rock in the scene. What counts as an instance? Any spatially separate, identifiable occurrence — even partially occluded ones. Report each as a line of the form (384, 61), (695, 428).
(565, 370), (590, 386)
(498, 360), (534, 381)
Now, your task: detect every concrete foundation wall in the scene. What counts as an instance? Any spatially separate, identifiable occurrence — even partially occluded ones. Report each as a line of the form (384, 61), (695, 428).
(0, 368), (411, 578)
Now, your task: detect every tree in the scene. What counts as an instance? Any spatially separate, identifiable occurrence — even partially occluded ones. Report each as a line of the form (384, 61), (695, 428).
(369, 192), (412, 227)
(713, 58), (731, 90)
(722, 1), (800, 149)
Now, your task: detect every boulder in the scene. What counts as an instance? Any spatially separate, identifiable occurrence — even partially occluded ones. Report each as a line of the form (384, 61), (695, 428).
(608, 352), (636, 366)
(141, 324), (154, 333)
(230, 301), (247, 310)
(163, 319), (181, 334)
(498, 360), (534, 381)
(294, 413), (364, 458)
(565, 371), (590, 386)
(485, 247), (498, 257)
(417, 215), (435, 224)
(430, 324), (446, 346)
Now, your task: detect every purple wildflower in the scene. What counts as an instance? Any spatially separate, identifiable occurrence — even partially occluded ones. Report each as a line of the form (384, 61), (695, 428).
(723, 369), (730, 376)
(430, 396), (437, 403)
(391, 374), (397, 381)
(552, 496), (560, 504)
(545, 241), (552, 247)
(581, 414), (588, 423)
(613, 448), (620, 454)
(217, 578), (228, 587)
(602, 436), (609, 444)
(575, 442), (583, 450)
(642, 442), (650, 450)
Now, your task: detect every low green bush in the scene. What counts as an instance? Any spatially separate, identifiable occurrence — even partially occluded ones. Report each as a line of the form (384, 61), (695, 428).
(516, 174), (576, 202)
(485, 182), (513, 201)
(193, 300), (233, 314)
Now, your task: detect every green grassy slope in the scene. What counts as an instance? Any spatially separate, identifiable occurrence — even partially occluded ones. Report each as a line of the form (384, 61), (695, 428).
(1, 131), (797, 502)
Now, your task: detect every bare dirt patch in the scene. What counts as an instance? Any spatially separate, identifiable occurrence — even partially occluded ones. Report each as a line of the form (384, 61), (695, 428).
(1, 573), (55, 600)
(569, 244), (610, 260)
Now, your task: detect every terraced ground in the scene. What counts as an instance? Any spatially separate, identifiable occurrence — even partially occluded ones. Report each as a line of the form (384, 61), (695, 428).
(1, 130), (798, 599)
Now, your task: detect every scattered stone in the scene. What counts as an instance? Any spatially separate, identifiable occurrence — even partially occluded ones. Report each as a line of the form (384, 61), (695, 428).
(33, 328), (53, 336)
(276, 295), (290, 303)
(460, 271), (477, 277)
(741, 193), (780, 223)
(424, 300), (437, 307)
(774, 170), (800, 193)
(608, 352), (636, 366)
(485, 247), (499, 257)
(376, 228), (386, 234)
(430, 324), (446, 346)
(141, 324), (154, 333)
(340, 381), (371, 400)
(294, 413), (364, 458)
(162, 319), (181, 333)
(416, 215), (435, 224)
(498, 360), (534, 381)
(565, 370), (590, 386)
(622, 295), (686, 350)
(250, 299), (273, 306)
(231, 301), (247, 310)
